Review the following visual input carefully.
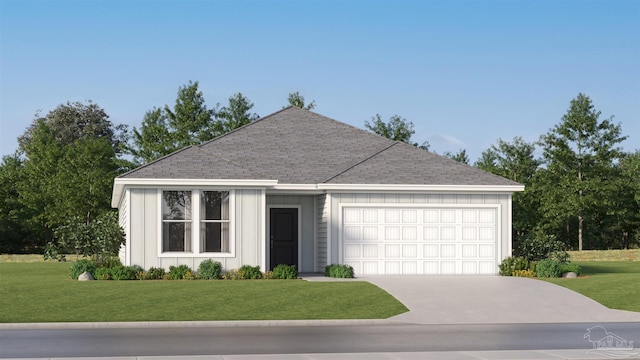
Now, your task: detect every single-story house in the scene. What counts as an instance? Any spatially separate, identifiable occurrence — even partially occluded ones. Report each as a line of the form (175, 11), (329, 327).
(111, 106), (523, 276)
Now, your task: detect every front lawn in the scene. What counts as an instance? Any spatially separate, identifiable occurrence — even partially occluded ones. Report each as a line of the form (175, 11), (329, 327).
(544, 261), (640, 312)
(0, 262), (408, 323)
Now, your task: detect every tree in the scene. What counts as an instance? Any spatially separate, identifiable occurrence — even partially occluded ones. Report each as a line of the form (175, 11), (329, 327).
(287, 91), (316, 110)
(364, 114), (429, 150)
(0, 154), (34, 252)
(16, 101), (125, 250)
(130, 81), (218, 164)
(443, 149), (469, 164)
(18, 100), (127, 155)
(215, 92), (259, 134)
(475, 137), (541, 243)
(46, 211), (125, 263)
(537, 93), (627, 250)
(598, 151), (640, 248)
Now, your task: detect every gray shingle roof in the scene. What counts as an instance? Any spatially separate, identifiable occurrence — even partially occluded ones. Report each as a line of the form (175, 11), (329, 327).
(120, 106), (520, 186)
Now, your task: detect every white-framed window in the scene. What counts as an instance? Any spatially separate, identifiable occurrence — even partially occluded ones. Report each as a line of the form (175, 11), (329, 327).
(200, 191), (230, 253)
(160, 190), (234, 256)
(161, 190), (192, 253)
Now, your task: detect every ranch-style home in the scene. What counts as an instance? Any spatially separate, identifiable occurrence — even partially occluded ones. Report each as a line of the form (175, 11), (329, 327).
(111, 106), (523, 276)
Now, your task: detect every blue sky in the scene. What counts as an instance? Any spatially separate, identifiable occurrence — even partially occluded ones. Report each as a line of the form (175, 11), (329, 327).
(1, 0), (638, 162)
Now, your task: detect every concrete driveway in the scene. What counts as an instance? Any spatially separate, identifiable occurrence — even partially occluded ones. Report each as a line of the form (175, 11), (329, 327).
(364, 276), (640, 324)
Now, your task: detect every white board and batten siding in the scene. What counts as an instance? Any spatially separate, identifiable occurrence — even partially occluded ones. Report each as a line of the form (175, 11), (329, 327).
(328, 193), (512, 276)
(123, 188), (265, 271)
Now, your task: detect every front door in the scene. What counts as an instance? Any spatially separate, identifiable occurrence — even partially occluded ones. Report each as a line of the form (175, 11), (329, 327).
(270, 208), (298, 270)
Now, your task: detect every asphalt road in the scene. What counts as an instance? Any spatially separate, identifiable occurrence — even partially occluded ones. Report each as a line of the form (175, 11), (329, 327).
(2, 322), (639, 358)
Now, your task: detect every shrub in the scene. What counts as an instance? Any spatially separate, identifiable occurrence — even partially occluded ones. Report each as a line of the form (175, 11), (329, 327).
(70, 259), (97, 280)
(263, 271), (274, 279)
(47, 211), (125, 263)
(498, 256), (532, 276)
(110, 265), (141, 280)
(561, 263), (582, 276)
(223, 269), (241, 280)
(183, 270), (197, 280)
(145, 267), (166, 280)
(512, 269), (536, 278)
(100, 257), (122, 268)
(94, 267), (112, 280)
(197, 259), (222, 280)
(325, 264), (354, 278)
(169, 264), (192, 280)
(272, 264), (298, 279)
(514, 234), (568, 262)
(536, 259), (564, 278)
(239, 265), (263, 279)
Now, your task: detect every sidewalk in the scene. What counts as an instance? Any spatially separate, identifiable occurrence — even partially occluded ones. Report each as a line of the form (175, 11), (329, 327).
(5, 349), (640, 360)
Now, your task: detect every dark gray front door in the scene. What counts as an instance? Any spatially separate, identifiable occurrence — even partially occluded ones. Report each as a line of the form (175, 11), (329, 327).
(270, 208), (298, 270)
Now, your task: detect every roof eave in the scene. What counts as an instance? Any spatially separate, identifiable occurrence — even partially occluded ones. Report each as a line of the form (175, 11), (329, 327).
(111, 178), (280, 208)
(316, 183), (525, 193)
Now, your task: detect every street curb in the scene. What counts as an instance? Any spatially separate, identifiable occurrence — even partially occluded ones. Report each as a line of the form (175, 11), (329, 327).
(0, 319), (399, 330)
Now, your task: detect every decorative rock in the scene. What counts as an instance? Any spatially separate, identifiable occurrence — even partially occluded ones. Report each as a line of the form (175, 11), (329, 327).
(562, 272), (578, 278)
(78, 271), (95, 281)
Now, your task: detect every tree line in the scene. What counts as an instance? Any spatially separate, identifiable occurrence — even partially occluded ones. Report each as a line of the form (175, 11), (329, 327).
(0, 82), (638, 255)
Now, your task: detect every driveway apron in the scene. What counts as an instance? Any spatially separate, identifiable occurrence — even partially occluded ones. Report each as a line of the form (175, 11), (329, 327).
(364, 276), (640, 324)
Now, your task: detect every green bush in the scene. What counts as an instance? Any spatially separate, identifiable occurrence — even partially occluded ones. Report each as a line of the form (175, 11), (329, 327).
(169, 264), (192, 280)
(272, 264), (298, 279)
(536, 259), (564, 278)
(94, 267), (112, 280)
(69, 259), (97, 280)
(514, 234), (568, 262)
(325, 264), (354, 278)
(561, 263), (582, 276)
(223, 269), (241, 280)
(197, 259), (222, 280)
(145, 267), (166, 280)
(94, 266), (143, 281)
(48, 211), (125, 263)
(498, 256), (533, 276)
(239, 265), (263, 279)
(100, 257), (122, 268)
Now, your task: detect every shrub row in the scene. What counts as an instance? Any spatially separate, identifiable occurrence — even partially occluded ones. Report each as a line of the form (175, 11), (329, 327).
(325, 264), (354, 278)
(70, 258), (299, 281)
(498, 256), (582, 278)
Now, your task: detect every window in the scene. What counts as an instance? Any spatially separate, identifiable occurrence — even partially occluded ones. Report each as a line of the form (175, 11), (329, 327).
(201, 191), (230, 253)
(161, 190), (233, 255)
(162, 191), (192, 252)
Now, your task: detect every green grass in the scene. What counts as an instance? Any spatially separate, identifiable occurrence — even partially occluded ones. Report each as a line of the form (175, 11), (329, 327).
(0, 262), (408, 323)
(544, 261), (640, 312)
(568, 249), (640, 261)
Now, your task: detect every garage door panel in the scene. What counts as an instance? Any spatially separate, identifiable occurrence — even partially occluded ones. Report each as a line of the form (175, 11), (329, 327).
(440, 244), (456, 258)
(363, 244), (378, 258)
(385, 244), (401, 258)
(462, 244), (477, 258)
(402, 227), (417, 241)
(363, 261), (378, 275)
(403, 261), (418, 275)
(342, 207), (499, 276)
(386, 261), (401, 275)
(402, 244), (417, 258)
(344, 226), (361, 241)
(385, 209), (401, 223)
(385, 226), (400, 240)
(463, 261), (478, 275)
(402, 210), (418, 223)
(462, 227), (478, 241)
(424, 244), (438, 258)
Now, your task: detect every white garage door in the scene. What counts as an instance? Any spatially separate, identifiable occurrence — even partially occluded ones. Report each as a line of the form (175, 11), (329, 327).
(342, 207), (499, 275)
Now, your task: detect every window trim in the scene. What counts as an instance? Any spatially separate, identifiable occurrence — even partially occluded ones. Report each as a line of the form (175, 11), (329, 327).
(158, 189), (235, 258)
